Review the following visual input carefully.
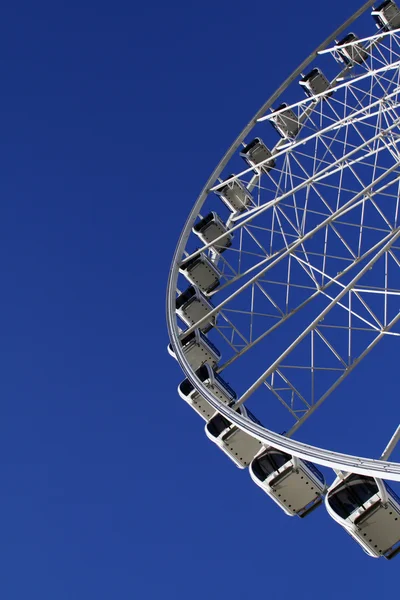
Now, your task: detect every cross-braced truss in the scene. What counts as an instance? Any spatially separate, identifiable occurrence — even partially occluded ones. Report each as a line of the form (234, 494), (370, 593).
(175, 27), (400, 434)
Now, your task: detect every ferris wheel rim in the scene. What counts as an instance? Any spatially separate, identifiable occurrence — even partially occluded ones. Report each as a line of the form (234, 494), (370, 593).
(166, 0), (400, 482)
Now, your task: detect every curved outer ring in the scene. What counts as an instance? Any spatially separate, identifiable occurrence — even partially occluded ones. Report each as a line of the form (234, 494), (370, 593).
(166, 0), (400, 482)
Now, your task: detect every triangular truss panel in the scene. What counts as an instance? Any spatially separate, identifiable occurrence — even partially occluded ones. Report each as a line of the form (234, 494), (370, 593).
(173, 25), (400, 437)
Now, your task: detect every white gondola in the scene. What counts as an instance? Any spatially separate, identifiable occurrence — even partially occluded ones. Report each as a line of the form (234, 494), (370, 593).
(192, 212), (233, 254)
(215, 176), (254, 214)
(299, 68), (332, 100)
(240, 138), (275, 175)
(372, 0), (400, 30)
(180, 254), (220, 294)
(325, 473), (400, 559)
(271, 103), (301, 139)
(176, 286), (216, 333)
(205, 405), (263, 468)
(168, 329), (221, 370)
(249, 447), (326, 517)
(178, 364), (236, 421)
(337, 33), (369, 65)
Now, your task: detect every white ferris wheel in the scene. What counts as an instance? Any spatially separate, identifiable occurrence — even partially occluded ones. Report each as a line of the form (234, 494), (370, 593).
(166, 0), (400, 559)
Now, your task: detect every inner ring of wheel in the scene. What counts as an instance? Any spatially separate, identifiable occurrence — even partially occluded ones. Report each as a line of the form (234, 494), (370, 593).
(166, 0), (400, 482)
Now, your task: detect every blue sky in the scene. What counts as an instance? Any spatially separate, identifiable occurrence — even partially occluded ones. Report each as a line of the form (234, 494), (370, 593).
(0, 0), (398, 598)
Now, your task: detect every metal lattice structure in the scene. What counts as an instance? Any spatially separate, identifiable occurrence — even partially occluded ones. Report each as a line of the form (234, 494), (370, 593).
(167, 0), (400, 488)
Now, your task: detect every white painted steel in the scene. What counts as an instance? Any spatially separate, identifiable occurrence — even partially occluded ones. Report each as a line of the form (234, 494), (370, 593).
(380, 425), (400, 460)
(166, 0), (400, 482)
(249, 449), (326, 517)
(325, 473), (400, 558)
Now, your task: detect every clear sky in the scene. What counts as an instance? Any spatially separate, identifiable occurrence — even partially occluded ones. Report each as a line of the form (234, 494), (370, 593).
(0, 0), (398, 598)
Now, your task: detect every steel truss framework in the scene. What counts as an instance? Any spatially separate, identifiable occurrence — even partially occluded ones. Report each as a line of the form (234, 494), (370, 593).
(167, 0), (400, 481)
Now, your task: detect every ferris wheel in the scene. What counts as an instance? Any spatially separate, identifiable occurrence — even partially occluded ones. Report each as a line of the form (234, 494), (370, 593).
(166, 0), (400, 559)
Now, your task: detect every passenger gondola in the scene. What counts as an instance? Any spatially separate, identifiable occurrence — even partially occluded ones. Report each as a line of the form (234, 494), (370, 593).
(337, 33), (368, 65)
(192, 212), (233, 254)
(372, 0), (400, 31)
(325, 473), (400, 559)
(299, 68), (332, 100)
(240, 138), (276, 175)
(271, 103), (301, 139)
(215, 176), (254, 214)
(249, 447), (326, 517)
(205, 405), (263, 468)
(179, 254), (220, 294)
(176, 286), (216, 333)
(168, 329), (221, 370)
(178, 364), (236, 421)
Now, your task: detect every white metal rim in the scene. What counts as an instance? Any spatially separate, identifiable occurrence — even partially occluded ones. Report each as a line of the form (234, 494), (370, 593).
(166, 0), (400, 482)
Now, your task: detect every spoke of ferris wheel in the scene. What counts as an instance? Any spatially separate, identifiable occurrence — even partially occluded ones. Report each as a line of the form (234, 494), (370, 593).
(353, 286), (400, 294)
(304, 106), (380, 183)
(217, 220), (400, 372)
(256, 197), (395, 226)
(296, 114), (398, 184)
(211, 214), (397, 355)
(318, 28), (397, 58)
(178, 42), (400, 363)
(183, 112), (400, 267)
(232, 226), (400, 412)
(263, 305), (400, 424)
(380, 425), (400, 461)
(261, 382), (301, 421)
(276, 58), (397, 144)
(225, 123), (399, 221)
(210, 87), (400, 201)
(291, 254), (384, 330)
(385, 249), (388, 326)
(286, 154), (362, 259)
(369, 61), (400, 100)
(182, 162), (400, 342)
(186, 131), (400, 282)
(319, 289), (382, 331)
(285, 310), (400, 438)
(258, 122), (399, 274)
(254, 59), (400, 127)
(213, 320), (248, 353)
(211, 144), (398, 284)
(216, 240), (285, 317)
(210, 161), (400, 303)
(267, 368), (311, 408)
(321, 34), (400, 84)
